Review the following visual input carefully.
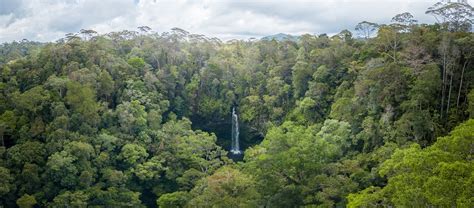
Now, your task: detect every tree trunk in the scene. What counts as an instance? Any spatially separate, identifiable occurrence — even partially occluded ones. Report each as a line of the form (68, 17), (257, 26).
(446, 69), (454, 116)
(456, 60), (468, 108)
(392, 34), (398, 62)
(0, 127), (4, 146)
(440, 53), (447, 119)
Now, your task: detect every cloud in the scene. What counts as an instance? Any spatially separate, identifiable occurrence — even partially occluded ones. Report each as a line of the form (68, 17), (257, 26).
(0, 0), (23, 15)
(0, 0), (438, 43)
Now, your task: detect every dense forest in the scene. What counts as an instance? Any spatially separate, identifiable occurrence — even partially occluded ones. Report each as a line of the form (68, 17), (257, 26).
(1, 1), (474, 207)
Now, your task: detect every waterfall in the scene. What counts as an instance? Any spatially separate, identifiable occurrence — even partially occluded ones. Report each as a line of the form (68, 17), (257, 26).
(230, 107), (241, 154)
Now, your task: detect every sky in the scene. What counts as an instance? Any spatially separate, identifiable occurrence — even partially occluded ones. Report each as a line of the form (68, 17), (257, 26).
(0, 0), (441, 43)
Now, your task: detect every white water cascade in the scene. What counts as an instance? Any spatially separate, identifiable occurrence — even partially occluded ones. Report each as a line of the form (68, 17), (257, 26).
(230, 107), (241, 154)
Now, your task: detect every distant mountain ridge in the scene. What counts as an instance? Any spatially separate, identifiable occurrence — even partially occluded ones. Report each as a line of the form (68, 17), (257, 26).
(261, 33), (299, 41)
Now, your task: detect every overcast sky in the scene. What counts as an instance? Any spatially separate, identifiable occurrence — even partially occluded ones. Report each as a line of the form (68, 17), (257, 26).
(0, 0), (441, 43)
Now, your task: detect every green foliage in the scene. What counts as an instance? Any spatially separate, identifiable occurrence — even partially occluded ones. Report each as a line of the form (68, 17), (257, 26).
(468, 89), (474, 117)
(16, 194), (37, 208)
(242, 120), (355, 206)
(188, 166), (260, 207)
(292, 59), (312, 98)
(0, 21), (473, 207)
(134, 156), (164, 181)
(157, 191), (190, 208)
(51, 191), (89, 208)
(87, 187), (145, 207)
(348, 119), (474, 207)
(116, 100), (148, 135)
(347, 186), (387, 207)
(119, 143), (148, 166)
(14, 85), (51, 117)
(0, 167), (13, 196)
(97, 70), (114, 100)
(175, 131), (227, 174)
(66, 81), (99, 128)
(47, 151), (79, 188)
(128, 57), (146, 69)
(7, 141), (46, 167)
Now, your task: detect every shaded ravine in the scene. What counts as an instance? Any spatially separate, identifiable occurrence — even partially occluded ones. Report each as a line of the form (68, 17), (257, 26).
(190, 115), (264, 161)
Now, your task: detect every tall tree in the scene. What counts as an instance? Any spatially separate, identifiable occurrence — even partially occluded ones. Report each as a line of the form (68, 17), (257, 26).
(426, 0), (474, 32)
(355, 21), (379, 39)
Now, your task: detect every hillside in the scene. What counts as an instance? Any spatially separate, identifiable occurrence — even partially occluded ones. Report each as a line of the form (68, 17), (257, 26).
(261, 33), (300, 41)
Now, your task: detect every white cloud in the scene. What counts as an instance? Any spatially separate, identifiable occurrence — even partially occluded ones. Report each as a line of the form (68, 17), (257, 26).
(0, 0), (439, 43)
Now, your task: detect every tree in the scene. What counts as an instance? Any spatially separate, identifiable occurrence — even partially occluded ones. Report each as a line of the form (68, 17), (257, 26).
(66, 81), (99, 127)
(134, 156), (165, 181)
(468, 89), (474, 117)
(347, 186), (387, 208)
(128, 57), (146, 69)
(157, 191), (190, 208)
(97, 70), (114, 102)
(175, 131), (227, 174)
(391, 12), (418, 32)
(138, 26), (152, 33)
(292, 48), (312, 98)
(7, 141), (46, 168)
(316, 119), (352, 157)
(0, 111), (17, 146)
(16, 194), (37, 208)
(19, 163), (42, 194)
(348, 119), (474, 207)
(116, 101), (148, 135)
(188, 167), (260, 207)
(355, 116), (381, 152)
(88, 187), (145, 207)
(65, 33), (80, 42)
(0, 167), (13, 197)
(454, 35), (474, 109)
(46, 151), (79, 188)
(289, 97), (318, 123)
(426, 0), (474, 32)
(51, 191), (89, 208)
(355, 21), (379, 39)
(45, 75), (69, 98)
(119, 144), (148, 167)
(79, 29), (98, 40)
(243, 120), (352, 207)
(337, 29), (353, 43)
(14, 85), (50, 118)
(377, 25), (401, 62)
(437, 33), (460, 120)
